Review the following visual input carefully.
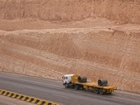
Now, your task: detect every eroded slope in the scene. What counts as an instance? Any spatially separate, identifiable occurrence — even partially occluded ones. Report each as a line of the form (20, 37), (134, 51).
(0, 28), (140, 92)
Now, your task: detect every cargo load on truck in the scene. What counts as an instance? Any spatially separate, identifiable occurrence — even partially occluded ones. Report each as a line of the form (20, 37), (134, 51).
(62, 74), (117, 95)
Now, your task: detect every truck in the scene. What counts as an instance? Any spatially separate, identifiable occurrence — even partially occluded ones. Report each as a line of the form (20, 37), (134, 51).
(62, 74), (117, 95)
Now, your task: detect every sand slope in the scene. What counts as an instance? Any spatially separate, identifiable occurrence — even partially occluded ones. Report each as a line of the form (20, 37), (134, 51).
(0, 0), (140, 93)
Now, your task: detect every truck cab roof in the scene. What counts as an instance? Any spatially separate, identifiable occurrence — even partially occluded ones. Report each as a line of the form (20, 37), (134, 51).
(63, 74), (74, 77)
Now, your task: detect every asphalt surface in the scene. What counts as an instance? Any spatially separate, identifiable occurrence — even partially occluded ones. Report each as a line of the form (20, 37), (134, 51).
(0, 72), (140, 105)
(0, 95), (34, 105)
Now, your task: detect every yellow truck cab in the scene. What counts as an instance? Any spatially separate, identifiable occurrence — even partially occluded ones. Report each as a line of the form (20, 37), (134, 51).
(62, 74), (117, 95)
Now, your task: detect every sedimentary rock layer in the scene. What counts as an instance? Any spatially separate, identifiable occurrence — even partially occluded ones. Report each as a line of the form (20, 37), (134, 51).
(0, 29), (140, 92)
(0, 0), (140, 23)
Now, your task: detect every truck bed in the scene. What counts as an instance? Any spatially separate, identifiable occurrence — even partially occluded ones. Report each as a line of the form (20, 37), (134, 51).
(73, 81), (117, 89)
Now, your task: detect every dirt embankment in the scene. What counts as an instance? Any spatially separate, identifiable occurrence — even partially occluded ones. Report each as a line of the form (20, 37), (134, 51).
(0, 29), (140, 93)
(91, 0), (140, 24)
(0, 0), (140, 93)
(0, 0), (140, 24)
(0, 0), (92, 21)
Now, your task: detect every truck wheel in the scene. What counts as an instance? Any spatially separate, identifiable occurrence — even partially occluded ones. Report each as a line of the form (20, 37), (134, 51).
(71, 85), (75, 89)
(81, 85), (84, 90)
(65, 83), (69, 88)
(95, 88), (99, 94)
(99, 89), (104, 95)
(75, 85), (80, 90)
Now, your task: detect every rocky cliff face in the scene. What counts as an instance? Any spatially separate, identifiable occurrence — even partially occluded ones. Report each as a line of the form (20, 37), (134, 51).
(0, 0), (140, 93)
(0, 0), (140, 23)
(0, 0), (92, 21)
(0, 28), (140, 92)
(91, 0), (140, 24)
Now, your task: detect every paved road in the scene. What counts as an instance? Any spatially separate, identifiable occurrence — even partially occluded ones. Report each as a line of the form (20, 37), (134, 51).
(0, 72), (140, 105)
(0, 95), (34, 105)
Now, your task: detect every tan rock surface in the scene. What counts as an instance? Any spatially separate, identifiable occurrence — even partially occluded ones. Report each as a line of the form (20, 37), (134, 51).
(0, 26), (140, 93)
(0, 0), (140, 24)
(0, 0), (140, 93)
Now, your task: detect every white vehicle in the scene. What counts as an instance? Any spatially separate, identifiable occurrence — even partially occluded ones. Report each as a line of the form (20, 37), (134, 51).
(62, 74), (74, 88)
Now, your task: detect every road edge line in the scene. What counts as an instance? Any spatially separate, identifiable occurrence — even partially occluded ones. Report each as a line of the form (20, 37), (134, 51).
(0, 89), (58, 105)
